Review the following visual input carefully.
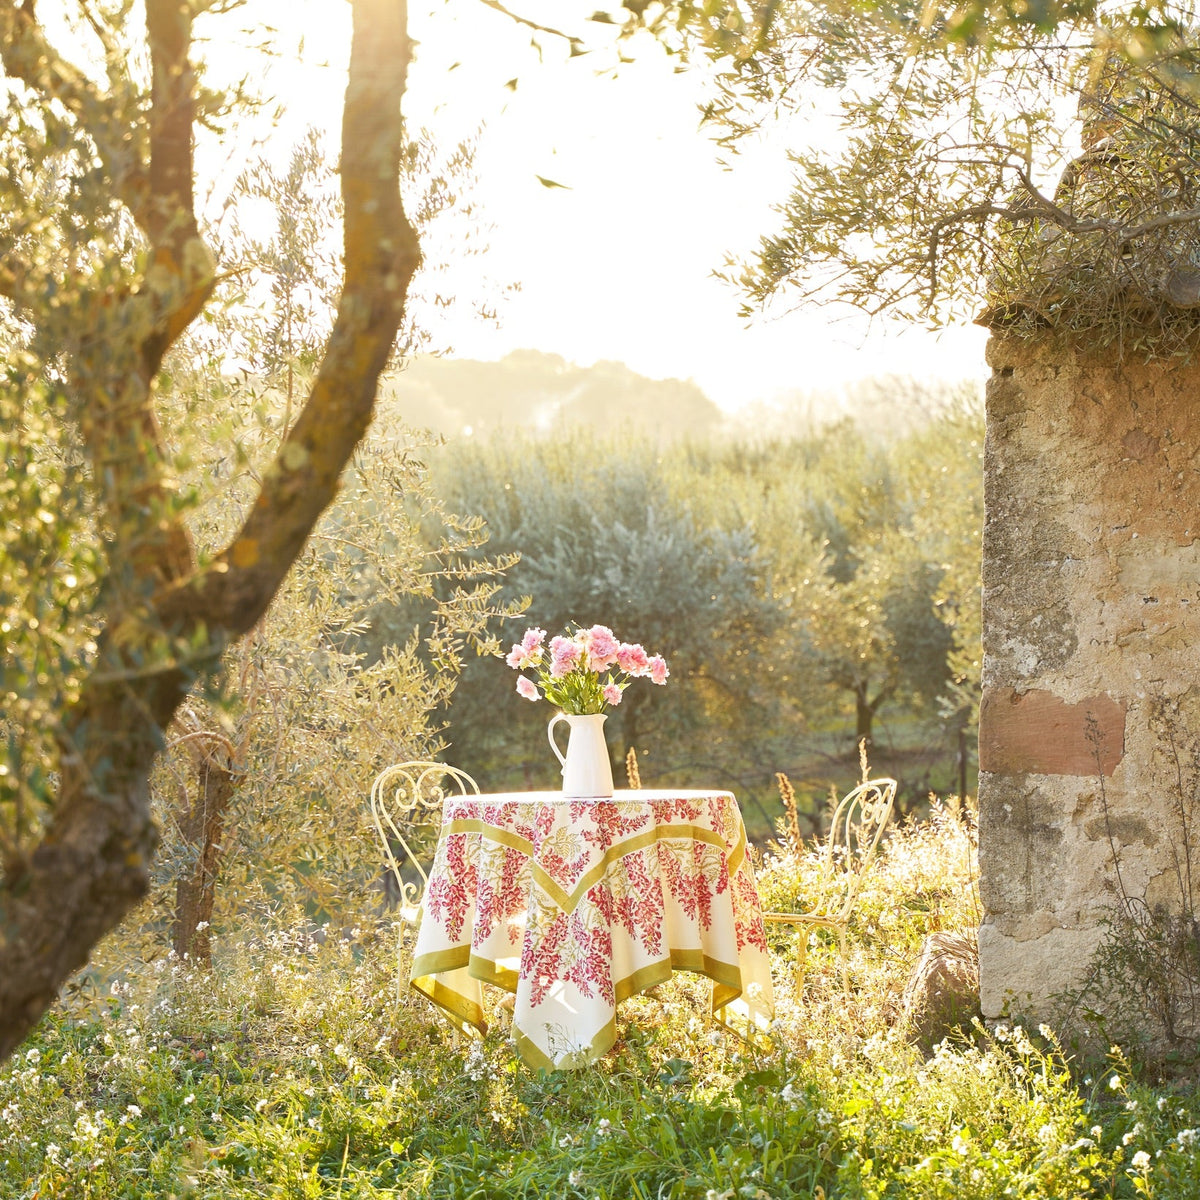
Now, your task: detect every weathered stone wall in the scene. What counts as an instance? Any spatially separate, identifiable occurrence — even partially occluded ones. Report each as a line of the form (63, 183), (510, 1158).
(979, 333), (1200, 1023)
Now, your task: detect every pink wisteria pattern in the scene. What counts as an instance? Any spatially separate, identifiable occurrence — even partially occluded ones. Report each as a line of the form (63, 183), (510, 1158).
(412, 790), (775, 1070)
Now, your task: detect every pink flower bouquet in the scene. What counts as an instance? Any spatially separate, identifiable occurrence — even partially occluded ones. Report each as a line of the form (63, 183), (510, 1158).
(506, 624), (669, 714)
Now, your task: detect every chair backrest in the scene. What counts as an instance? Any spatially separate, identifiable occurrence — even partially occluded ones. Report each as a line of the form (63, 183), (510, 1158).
(812, 776), (897, 923)
(369, 761), (479, 914)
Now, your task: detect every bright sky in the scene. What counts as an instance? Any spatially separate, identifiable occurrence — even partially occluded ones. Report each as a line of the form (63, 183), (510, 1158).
(219, 1), (989, 411)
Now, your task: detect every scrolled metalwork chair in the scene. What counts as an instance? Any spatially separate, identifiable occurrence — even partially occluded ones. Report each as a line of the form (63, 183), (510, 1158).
(369, 760), (479, 998)
(763, 775), (897, 997)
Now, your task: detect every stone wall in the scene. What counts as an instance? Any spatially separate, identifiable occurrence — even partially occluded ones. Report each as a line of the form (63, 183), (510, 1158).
(979, 333), (1200, 1024)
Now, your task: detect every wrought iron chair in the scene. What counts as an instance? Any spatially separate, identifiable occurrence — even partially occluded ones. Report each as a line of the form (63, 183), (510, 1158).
(369, 760), (479, 998)
(763, 776), (897, 997)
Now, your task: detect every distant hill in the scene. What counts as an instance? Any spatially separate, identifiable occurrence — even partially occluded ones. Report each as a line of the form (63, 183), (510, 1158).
(376, 350), (981, 446)
(381, 350), (723, 441)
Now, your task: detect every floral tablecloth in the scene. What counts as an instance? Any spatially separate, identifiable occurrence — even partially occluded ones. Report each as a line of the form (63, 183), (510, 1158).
(409, 789), (774, 1070)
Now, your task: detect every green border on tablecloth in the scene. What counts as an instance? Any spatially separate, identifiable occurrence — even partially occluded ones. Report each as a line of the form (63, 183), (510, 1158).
(441, 818), (741, 914)
(411, 946), (751, 1071)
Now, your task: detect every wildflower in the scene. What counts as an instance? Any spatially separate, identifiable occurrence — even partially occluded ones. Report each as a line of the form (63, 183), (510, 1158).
(1176, 1128), (1198, 1150)
(1091, 1126), (1103, 1139)
(24, 1049), (39, 1065)
(952, 1132), (970, 1155)
(464, 1042), (488, 1082)
(1158, 1096), (1169, 1112)
(1123, 1122), (1145, 1145)
(254, 1098), (269, 1113)
(569, 1169), (584, 1187)
(596, 1118), (612, 1136)
(183, 1094), (195, 1106)
(1131, 1149), (1151, 1171)
(1109, 1075), (1122, 1090)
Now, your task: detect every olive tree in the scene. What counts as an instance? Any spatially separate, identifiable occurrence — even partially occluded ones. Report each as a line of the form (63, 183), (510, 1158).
(702, 0), (1200, 352)
(0, 0), (419, 1060)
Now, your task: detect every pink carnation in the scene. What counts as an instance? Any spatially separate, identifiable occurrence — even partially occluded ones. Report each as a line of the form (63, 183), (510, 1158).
(602, 683), (623, 706)
(521, 627), (546, 653)
(648, 654), (669, 685)
(584, 625), (620, 671)
(616, 642), (649, 676)
(516, 676), (540, 701)
(549, 636), (580, 678)
(506, 643), (530, 670)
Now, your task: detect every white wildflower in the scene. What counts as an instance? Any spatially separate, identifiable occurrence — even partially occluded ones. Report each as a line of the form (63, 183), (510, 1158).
(1123, 1122), (1145, 1146)
(1176, 1128), (1198, 1150)
(254, 1098), (269, 1113)
(1131, 1149), (1151, 1172)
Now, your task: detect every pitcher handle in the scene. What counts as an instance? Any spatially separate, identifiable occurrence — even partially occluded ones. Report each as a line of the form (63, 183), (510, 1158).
(547, 712), (569, 773)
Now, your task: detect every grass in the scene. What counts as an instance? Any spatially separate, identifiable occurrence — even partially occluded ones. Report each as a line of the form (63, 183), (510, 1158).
(2, 801), (1198, 1198)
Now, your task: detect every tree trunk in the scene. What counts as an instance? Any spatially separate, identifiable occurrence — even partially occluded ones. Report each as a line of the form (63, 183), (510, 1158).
(854, 683), (893, 754)
(172, 754), (240, 966)
(855, 684), (876, 748)
(0, 668), (178, 1058)
(0, 0), (417, 1063)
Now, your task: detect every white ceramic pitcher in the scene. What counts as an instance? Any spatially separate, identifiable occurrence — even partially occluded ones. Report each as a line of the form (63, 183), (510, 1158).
(547, 712), (615, 799)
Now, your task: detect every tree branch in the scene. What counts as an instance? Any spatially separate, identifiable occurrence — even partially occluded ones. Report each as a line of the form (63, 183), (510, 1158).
(157, 0), (419, 639)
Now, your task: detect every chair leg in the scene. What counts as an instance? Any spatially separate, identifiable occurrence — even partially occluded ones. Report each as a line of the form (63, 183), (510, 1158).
(395, 921), (405, 1005)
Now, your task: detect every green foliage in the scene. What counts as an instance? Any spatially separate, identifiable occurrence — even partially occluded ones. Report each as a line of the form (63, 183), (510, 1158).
(420, 395), (982, 811)
(422, 428), (785, 793)
(10, 801), (1199, 1198)
(704, 0), (1200, 355)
